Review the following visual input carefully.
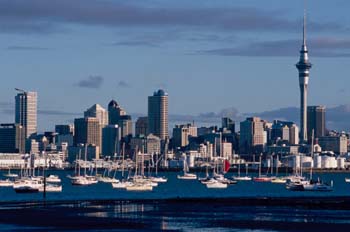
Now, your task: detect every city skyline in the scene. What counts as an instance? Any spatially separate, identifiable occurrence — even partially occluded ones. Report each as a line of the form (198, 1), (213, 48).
(1, 0), (350, 131)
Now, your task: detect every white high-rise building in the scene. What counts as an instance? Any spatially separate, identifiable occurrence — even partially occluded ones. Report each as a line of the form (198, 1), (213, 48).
(148, 89), (168, 140)
(15, 91), (37, 139)
(84, 104), (108, 127)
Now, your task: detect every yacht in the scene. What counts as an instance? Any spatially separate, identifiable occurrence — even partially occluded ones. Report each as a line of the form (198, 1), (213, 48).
(206, 179), (228, 189)
(13, 179), (41, 193)
(233, 161), (252, 181)
(3, 168), (18, 178)
(97, 176), (119, 183)
(302, 179), (333, 192)
(39, 184), (63, 192)
(271, 177), (286, 184)
(112, 180), (133, 189)
(46, 175), (61, 183)
(150, 176), (168, 183)
(177, 172), (197, 180)
(126, 182), (153, 191)
(72, 176), (97, 186)
(0, 179), (14, 187)
(345, 178), (350, 183)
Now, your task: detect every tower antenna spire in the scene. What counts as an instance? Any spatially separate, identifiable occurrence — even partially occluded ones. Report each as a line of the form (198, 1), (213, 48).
(303, 0), (307, 47)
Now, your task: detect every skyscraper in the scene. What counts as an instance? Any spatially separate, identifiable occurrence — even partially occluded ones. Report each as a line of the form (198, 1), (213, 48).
(296, 13), (312, 143)
(102, 125), (120, 157)
(135, 116), (148, 137)
(148, 89), (168, 140)
(15, 90), (37, 138)
(84, 104), (108, 127)
(74, 117), (101, 148)
(239, 117), (265, 154)
(0, 123), (25, 153)
(307, 105), (326, 140)
(108, 100), (126, 125)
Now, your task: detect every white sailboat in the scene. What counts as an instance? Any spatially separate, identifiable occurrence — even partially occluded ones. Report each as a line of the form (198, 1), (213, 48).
(126, 153), (153, 191)
(233, 161), (252, 181)
(0, 179), (14, 187)
(271, 155), (286, 184)
(3, 168), (18, 178)
(177, 155), (197, 180)
(71, 145), (98, 186)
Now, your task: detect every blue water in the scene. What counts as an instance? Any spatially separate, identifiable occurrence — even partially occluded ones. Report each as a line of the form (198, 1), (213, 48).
(0, 170), (350, 202)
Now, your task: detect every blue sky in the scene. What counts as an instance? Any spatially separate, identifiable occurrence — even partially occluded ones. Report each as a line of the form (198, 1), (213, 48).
(0, 0), (350, 131)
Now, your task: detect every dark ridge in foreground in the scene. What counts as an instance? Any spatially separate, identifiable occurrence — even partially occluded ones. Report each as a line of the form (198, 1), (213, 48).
(1, 196), (350, 209)
(1, 197), (350, 231)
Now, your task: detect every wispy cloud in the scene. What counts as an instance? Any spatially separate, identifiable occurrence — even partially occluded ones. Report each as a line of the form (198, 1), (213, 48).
(117, 80), (131, 88)
(198, 37), (350, 57)
(38, 110), (79, 116)
(0, 1), (344, 34)
(7, 46), (49, 51)
(75, 75), (104, 89)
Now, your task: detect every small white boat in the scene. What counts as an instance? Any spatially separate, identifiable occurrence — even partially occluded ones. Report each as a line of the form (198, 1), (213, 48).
(97, 176), (119, 183)
(271, 177), (287, 184)
(39, 184), (62, 192)
(345, 178), (350, 183)
(302, 179), (333, 192)
(150, 176), (168, 183)
(233, 176), (252, 181)
(71, 176), (97, 185)
(13, 179), (41, 193)
(3, 169), (18, 178)
(0, 179), (14, 187)
(177, 173), (197, 180)
(112, 181), (133, 189)
(126, 183), (153, 191)
(206, 180), (227, 189)
(46, 175), (61, 183)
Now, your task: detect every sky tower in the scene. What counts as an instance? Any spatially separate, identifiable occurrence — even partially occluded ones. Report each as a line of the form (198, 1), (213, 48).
(296, 12), (312, 143)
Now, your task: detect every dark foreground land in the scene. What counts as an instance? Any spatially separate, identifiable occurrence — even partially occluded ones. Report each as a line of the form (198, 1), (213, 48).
(1, 197), (350, 231)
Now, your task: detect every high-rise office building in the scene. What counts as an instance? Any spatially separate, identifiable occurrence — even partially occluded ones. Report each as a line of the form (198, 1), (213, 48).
(118, 115), (133, 138)
(108, 100), (126, 125)
(15, 90), (37, 138)
(307, 106), (326, 140)
(84, 104), (108, 127)
(296, 14), (312, 143)
(135, 117), (148, 137)
(74, 117), (101, 149)
(0, 123), (25, 153)
(222, 117), (235, 133)
(172, 124), (197, 148)
(239, 117), (265, 154)
(55, 124), (74, 135)
(289, 124), (299, 145)
(148, 89), (168, 140)
(102, 125), (120, 157)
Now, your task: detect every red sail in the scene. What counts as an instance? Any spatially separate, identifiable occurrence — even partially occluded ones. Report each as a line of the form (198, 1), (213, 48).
(224, 160), (230, 173)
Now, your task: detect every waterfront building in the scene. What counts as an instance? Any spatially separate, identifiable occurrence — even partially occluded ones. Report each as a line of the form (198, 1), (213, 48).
(239, 117), (265, 154)
(172, 124), (197, 148)
(222, 142), (233, 159)
(0, 124), (25, 154)
(307, 105), (326, 141)
(135, 117), (148, 137)
(102, 125), (120, 157)
(148, 89), (168, 140)
(296, 14), (312, 143)
(318, 134), (348, 155)
(15, 90), (37, 139)
(74, 117), (101, 150)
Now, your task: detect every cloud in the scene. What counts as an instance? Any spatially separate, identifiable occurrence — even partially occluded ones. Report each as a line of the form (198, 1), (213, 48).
(0, 1), (344, 34)
(75, 75), (104, 89)
(112, 41), (157, 47)
(117, 80), (131, 88)
(38, 110), (79, 116)
(7, 46), (49, 51)
(199, 37), (350, 57)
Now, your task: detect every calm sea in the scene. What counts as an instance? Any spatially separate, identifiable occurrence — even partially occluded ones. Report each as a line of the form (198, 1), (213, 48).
(0, 171), (350, 231)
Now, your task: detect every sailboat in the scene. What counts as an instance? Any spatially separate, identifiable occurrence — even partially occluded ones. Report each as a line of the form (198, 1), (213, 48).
(177, 155), (197, 180)
(271, 155), (286, 184)
(71, 145), (98, 186)
(253, 155), (272, 182)
(126, 153), (153, 191)
(150, 153), (168, 183)
(233, 160), (252, 181)
(3, 168), (19, 178)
